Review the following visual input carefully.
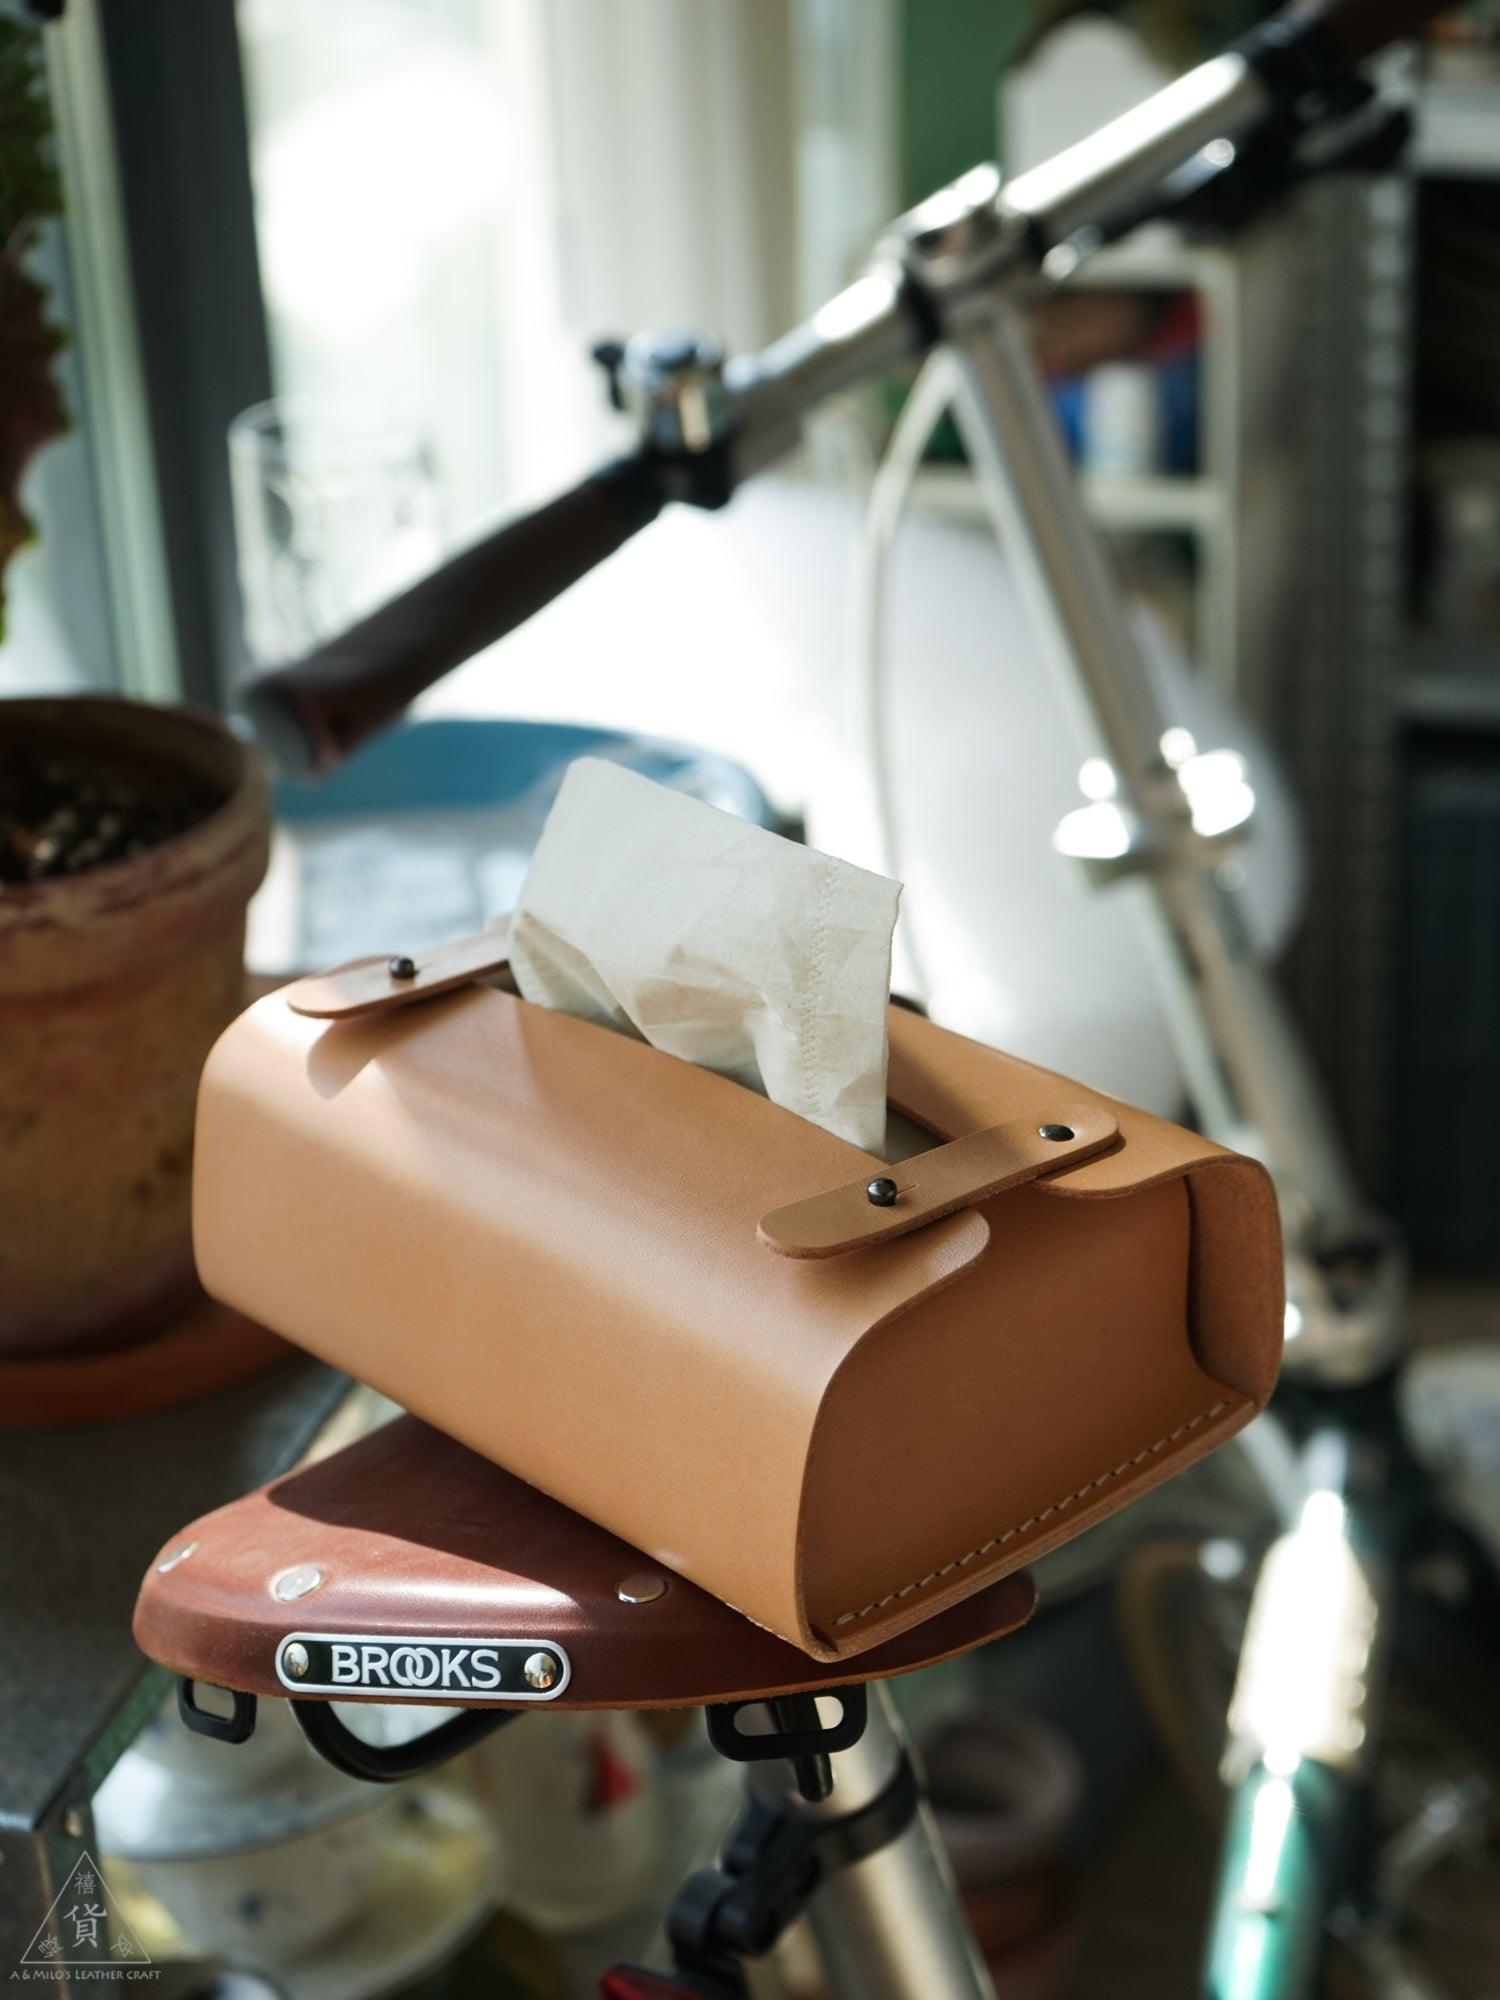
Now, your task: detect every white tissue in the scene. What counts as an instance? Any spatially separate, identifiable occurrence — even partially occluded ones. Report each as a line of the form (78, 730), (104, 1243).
(509, 758), (901, 1153)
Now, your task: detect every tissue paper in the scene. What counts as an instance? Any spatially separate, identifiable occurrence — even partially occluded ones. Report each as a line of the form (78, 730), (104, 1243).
(509, 758), (901, 1152)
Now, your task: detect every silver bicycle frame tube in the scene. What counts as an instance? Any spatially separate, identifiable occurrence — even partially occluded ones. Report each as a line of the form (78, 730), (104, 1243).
(1002, 51), (1266, 241)
(943, 301), (1370, 1238)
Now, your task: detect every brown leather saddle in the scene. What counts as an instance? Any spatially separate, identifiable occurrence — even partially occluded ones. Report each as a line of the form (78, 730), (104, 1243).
(134, 1408), (1034, 1774)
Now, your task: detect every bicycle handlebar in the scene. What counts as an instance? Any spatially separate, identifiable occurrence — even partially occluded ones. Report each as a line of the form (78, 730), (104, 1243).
(243, 452), (666, 777)
(242, 0), (1448, 778)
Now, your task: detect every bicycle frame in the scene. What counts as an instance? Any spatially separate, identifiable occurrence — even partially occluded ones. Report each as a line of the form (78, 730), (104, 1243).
(243, 10), (1455, 1991)
(243, 9), (1406, 1381)
(1207, 1427), (1393, 1997)
(869, 143), (1405, 2000)
(605, 72), (1415, 2000)
(595, 67), (1408, 1394)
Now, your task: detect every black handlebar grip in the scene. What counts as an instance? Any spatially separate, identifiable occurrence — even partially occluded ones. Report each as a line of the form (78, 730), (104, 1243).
(242, 452), (667, 777)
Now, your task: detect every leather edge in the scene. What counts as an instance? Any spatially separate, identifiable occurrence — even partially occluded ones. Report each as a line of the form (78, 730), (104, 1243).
(799, 1390), (1256, 1661)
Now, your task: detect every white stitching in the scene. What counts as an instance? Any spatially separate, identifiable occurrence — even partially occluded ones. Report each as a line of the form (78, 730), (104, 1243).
(830, 1400), (1230, 1627)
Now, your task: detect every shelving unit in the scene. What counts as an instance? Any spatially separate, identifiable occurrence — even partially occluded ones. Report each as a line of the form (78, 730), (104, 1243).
(915, 460), (1222, 531)
(1412, 51), (1500, 180)
(1399, 637), (1500, 727)
(1272, 50), (1500, 1257)
(1275, 168), (1413, 1201)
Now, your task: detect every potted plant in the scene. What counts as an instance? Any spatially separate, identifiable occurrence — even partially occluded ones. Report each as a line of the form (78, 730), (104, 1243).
(1, 698), (272, 1373)
(1, 24), (278, 1417)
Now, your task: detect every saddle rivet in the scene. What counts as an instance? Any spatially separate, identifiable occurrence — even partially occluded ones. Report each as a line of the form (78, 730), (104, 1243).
(388, 955), (417, 980)
(1038, 1123), (1075, 1142)
(282, 1642), (310, 1679)
(866, 1176), (899, 1207)
(271, 1564), (322, 1602)
(523, 1650), (560, 1691)
(617, 1572), (668, 1604)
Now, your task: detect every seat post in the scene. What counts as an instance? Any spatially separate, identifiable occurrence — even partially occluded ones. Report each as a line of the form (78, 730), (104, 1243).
(749, 1682), (995, 2000)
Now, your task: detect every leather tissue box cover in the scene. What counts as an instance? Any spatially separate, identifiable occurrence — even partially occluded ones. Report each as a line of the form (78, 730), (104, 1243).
(193, 975), (1283, 1662)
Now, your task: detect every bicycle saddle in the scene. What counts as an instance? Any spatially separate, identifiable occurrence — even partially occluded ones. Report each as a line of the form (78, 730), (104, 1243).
(134, 1411), (1035, 1714)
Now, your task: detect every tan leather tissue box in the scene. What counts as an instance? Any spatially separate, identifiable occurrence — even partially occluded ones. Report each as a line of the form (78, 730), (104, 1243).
(193, 942), (1283, 1663)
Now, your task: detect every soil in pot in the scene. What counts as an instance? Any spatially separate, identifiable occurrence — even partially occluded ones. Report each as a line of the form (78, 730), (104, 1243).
(0, 739), (221, 883)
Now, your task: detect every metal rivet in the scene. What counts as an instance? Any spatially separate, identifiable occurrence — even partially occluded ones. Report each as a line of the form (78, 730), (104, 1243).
(388, 955), (417, 980)
(523, 1651), (560, 1691)
(866, 1176), (899, 1207)
(617, 1572), (668, 1605)
(282, 1641), (310, 1680)
(1037, 1123), (1075, 1143)
(60, 1807), (87, 1841)
(271, 1564), (323, 1602)
(157, 1541), (197, 1574)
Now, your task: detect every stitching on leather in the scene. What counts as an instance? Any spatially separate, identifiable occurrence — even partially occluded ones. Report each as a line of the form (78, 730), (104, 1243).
(830, 1399), (1231, 1628)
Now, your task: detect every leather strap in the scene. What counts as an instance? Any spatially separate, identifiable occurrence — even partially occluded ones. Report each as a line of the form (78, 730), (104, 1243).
(285, 922), (512, 1020)
(758, 1104), (1119, 1259)
(284, 929), (1120, 1256)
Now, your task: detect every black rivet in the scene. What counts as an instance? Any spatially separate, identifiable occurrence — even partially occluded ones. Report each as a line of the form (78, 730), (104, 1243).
(1038, 1123), (1074, 1142)
(866, 1176), (899, 1207)
(388, 955), (417, 980)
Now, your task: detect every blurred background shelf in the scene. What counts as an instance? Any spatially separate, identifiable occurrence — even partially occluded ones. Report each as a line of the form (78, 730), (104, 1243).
(918, 462), (1225, 535)
(1414, 53), (1500, 177)
(1399, 654), (1500, 728)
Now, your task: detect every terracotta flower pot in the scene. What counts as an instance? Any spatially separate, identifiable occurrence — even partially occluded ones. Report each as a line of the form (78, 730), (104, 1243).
(0, 697), (270, 1358)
